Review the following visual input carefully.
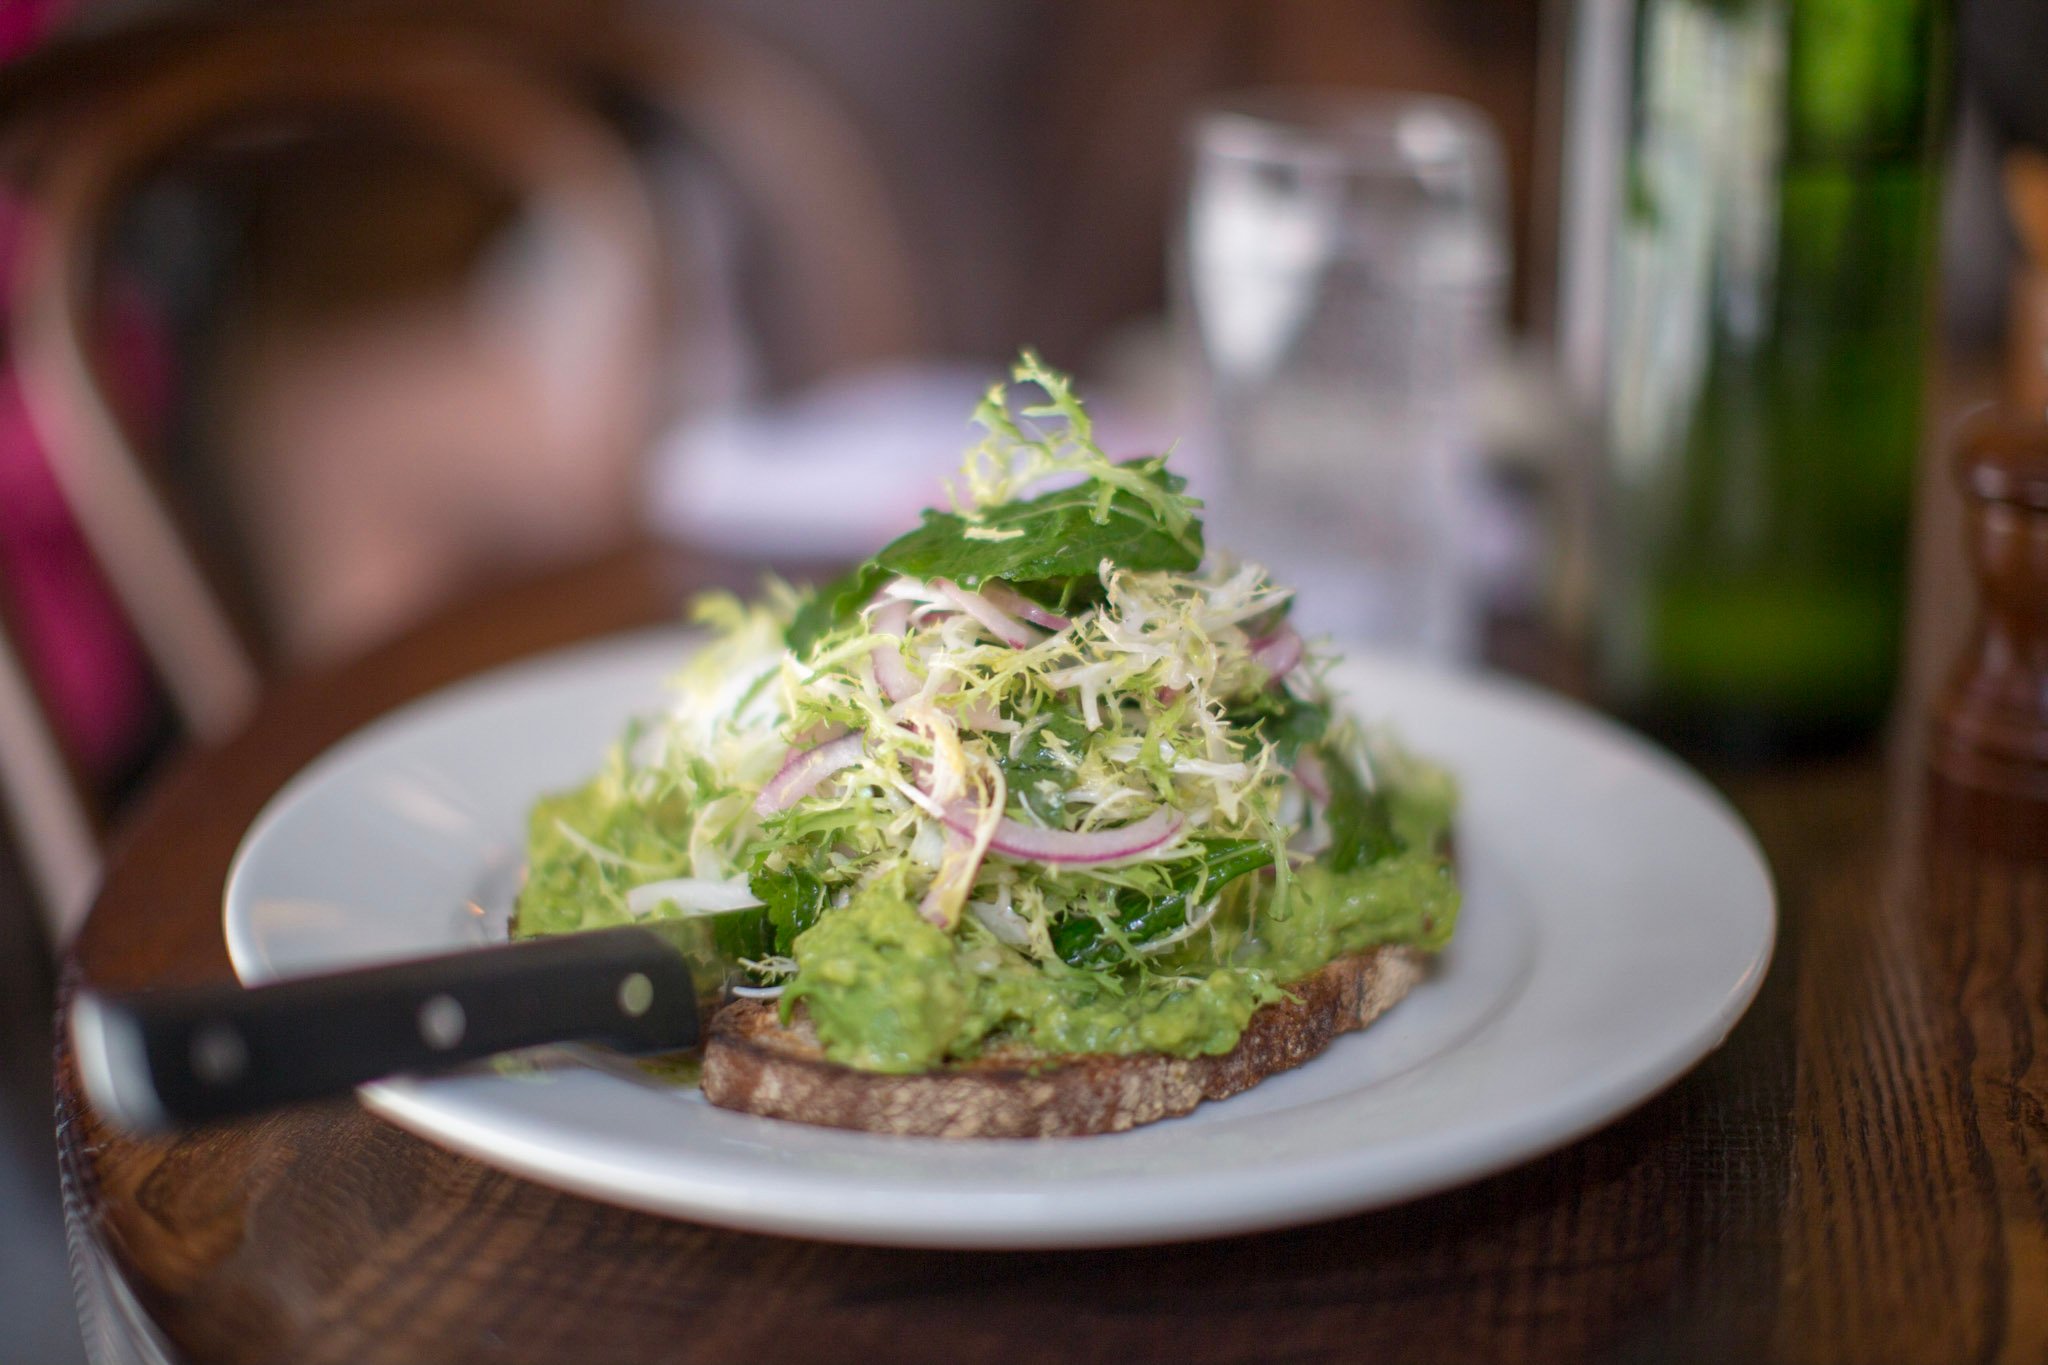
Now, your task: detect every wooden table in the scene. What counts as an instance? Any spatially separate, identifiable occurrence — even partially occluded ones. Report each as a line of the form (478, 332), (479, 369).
(53, 543), (2048, 1365)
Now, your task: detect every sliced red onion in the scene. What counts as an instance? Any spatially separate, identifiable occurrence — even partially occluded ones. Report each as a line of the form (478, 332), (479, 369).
(1250, 624), (1304, 680)
(933, 578), (1042, 649)
(1293, 746), (1330, 804)
(869, 600), (919, 702)
(753, 733), (864, 815)
(625, 877), (764, 917)
(942, 803), (1183, 865)
(976, 579), (1070, 631)
(871, 598), (911, 635)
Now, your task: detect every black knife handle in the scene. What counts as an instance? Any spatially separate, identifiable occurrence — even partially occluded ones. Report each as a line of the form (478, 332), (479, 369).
(71, 926), (703, 1134)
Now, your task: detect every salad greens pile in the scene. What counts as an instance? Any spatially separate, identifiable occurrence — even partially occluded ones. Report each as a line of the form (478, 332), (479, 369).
(516, 354), (1459, 1073)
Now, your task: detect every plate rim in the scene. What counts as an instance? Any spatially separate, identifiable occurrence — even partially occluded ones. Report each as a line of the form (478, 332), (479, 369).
(222, 629), (1776, 1248)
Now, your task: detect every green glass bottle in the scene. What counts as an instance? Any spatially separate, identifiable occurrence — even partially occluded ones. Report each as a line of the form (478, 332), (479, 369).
(1597, 0), (1945, 753)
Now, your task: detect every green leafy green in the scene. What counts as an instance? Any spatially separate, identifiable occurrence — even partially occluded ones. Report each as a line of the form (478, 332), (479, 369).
(874, 461), (1203, 614)
(995, 709), (1089, 824)
(707, 905), (778, 966)
(1320, 744), (1399, 873)
(1225, 693), (1330, 765)
(749, 862), (827, 954)
(786, 563), (889, 656)
(1052, 837), (1276, 968)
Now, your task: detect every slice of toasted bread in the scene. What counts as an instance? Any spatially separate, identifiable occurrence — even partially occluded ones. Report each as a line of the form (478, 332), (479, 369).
(700, 946), (1425, 1138)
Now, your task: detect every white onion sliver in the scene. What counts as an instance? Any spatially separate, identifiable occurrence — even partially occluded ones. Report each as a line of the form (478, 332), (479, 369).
(1250, 624), (1305, 680)
(625, 877), (764, 917)
(753, 734), (864, 815)
(869, 600), (919, 702)
(1289, 820), (1332, 858)
(966, 882), (1032, 946)
(968, 901), (1033, 947)
(977, 579), (1070, 631)
(943, 804), (1183, 865)
(730, 983), (786, 1000)
(1293, 746), (1330, 804)
(933, 578), (1041, 649)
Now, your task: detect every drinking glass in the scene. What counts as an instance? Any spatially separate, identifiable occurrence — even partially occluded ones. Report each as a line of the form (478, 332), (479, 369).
(1180, 91), (1507, 660)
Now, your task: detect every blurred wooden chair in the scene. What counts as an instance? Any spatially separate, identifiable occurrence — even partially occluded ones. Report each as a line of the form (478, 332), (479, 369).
(1, 14), (663, 940)
(0, 5), (924, 940)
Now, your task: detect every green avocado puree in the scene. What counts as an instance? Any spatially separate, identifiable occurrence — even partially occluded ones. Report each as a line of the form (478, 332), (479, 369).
(783, 852), (1458, 1073)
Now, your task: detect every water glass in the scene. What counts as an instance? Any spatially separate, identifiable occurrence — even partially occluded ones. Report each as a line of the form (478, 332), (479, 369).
(1180, 91), (1507, 660)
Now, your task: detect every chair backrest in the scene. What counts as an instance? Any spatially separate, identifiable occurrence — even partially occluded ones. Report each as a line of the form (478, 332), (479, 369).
(0, 601), (98, 933)
(3, 13), (666, 938)
(591, 13), (925, 385)
(12, 14), (666, 745)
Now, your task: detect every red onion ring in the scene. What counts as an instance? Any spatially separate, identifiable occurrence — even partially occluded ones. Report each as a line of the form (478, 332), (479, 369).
(976, 579), (1070, 631)
(869, 600), (919, 702)
(753, 734), (864, 815)
(941, 803), (1183, 865)
(1250, 624), (1304, 681)
(933, 579), (1042, 649)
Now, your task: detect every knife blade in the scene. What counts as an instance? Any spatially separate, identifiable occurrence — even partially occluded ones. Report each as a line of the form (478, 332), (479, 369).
(70, 907), (775, 1135)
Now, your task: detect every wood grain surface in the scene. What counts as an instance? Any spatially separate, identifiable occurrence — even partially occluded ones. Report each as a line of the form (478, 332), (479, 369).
(51, 545), (2048, 1365)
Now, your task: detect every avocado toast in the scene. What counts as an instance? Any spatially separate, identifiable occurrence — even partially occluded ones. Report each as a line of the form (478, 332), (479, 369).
(514, 354), (1460, 1136)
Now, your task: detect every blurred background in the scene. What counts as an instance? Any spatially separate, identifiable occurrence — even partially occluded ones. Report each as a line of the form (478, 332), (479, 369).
(0, 0), (2027, 1358)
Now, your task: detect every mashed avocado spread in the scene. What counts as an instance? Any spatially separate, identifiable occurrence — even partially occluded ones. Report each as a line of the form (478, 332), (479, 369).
(513, 354), (1460, 1074)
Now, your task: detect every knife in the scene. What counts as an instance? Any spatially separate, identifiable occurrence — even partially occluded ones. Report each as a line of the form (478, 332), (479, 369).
(69, 907), (774, 1135)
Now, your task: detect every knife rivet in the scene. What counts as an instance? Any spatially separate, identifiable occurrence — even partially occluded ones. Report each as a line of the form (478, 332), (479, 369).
(618, 972), (654, 1018)
(418, 994), (466, 1050)
(191, 1022), (248, 1086)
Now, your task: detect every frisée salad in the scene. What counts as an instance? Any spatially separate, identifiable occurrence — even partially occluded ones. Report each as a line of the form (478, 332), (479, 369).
(514, 354), (1459, 1073)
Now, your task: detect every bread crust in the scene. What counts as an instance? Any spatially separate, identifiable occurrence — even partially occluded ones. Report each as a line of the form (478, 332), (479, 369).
(700, 946), (1427, 1138)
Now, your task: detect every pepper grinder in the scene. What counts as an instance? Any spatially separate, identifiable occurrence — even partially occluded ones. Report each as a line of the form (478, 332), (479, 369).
(1931, 420), (2048, 801)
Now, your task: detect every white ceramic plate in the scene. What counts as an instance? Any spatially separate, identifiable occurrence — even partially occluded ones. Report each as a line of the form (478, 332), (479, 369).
(224, 629), (1773, 1249)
